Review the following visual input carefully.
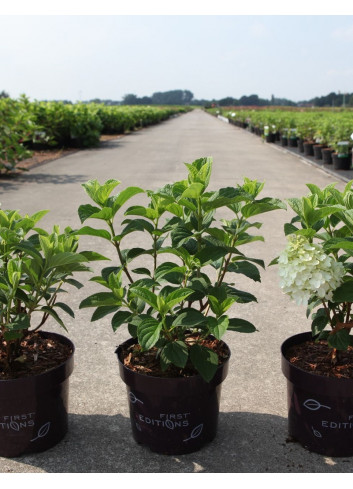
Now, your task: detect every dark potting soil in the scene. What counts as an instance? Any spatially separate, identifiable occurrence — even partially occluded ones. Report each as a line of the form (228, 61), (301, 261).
(0, 332), (73, 380)
(121, 336), (230, 378)
(286, 340), (353, 379)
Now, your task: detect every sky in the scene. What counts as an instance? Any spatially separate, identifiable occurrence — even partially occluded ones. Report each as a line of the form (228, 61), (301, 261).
(1, 2), (353, 104)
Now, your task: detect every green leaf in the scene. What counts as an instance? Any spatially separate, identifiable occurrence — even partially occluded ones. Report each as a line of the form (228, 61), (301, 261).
(6, 314), (30, 331)
(328, 329), (350, 350)
(194, 246), (228, 266)
(332, 280), (353, 302)
(65, 278), (84, 289)
(138, 317), (162, 350)
(227, 261), (261, 282)
(55, 302), (75, 318)
(130, 287), (159, 310)
(112, 187), (144, 215)
(207, 296), (223, 316)
(228, 318), (257, 333)
(203, 187), (248, 211)
(287, 198), (303, 217)
(111, 311), (132, 331)
(180, 182), (204, 199)
(284, 223), (299, 236)
(91, 305), (120, 321)
(323, 238), (353, 252)
(76, 226), (112, 241)
(226, 286), (257, 304)
(80, 292), (118, 308)
(172, 308), (207, 328)
(207, 315), (229, 340)
(161, 341), (188, 368)
(154, 262), (186, 284)
(170, 224), (193, 247)
(41, 306), (67, 330)
(165, 288), (193, 310)
(78, 204), (102, 223)
(47, 252), (88, 269)
(124, 205), (158, 220)
(189, 343), (218, 382)
(311, 308), (329, 336)
(241, 198), (286, 218)
(78, 250), (110, 262)
(132, 267), (151, 276)
(82, 179), (121, 206)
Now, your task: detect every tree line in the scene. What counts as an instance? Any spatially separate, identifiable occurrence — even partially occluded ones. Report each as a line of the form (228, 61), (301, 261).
(2, 89), (353, 108)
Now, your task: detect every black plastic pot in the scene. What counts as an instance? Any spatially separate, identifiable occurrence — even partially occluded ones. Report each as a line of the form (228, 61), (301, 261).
(297, 138), (304, 153)
(288, 137), (298, 148)
(0, 332), (74, 458)
(322, 148), (334, 164)
(332, 153), (352, 170)
(265, 134), (275, 143)
(303, 142), (314, 156)
(280, 136), (288, 147)
(313, 145), (324, 160)
(282, 332), (353, 457)
(116, 337), (230, 455)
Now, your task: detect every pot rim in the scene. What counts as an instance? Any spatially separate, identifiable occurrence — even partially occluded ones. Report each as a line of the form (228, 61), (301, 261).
(281, 332), (353, 396)
(116, 336), (230, 388)
(0, 331), (74, 387)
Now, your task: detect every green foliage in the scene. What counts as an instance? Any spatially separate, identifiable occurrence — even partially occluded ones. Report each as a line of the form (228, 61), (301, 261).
(78, 156), (285, 381)
(0, 96), (44, 172)
(215, 107), (353, 150)
(275, 180), (353, 352)
(0, 207), (94, 370)
(0, 96), (191, 171)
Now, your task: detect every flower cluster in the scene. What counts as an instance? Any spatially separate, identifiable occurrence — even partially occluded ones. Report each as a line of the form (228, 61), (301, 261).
(278, 235), (345, 306)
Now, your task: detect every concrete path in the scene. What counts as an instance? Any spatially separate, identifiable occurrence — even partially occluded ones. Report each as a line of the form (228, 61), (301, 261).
(1, 109), (352, 473)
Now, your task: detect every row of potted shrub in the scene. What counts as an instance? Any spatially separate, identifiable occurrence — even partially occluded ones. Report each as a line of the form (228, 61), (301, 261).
(1, 156), (353, 459)
(209, 107), (353, 171)
(0, 96), (191, 173)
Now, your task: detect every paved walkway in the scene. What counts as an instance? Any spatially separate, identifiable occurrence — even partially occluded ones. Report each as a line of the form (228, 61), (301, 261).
(1, 109), (352, 473)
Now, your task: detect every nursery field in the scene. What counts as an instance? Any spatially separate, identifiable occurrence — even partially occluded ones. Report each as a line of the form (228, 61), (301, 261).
(207, 106), (353, 161)
(1, 109), (353, 474)
(0, 96), (191, 172)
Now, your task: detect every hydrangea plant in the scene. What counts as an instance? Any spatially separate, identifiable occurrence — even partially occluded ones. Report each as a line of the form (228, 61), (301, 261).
(78, 157), (285, 381)
(272, 181), (353, 356)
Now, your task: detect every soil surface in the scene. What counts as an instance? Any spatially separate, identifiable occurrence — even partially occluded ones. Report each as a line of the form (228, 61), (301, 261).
(286, 340), (353, 379)
(0, 332), (73, 380)
(120, 335), (230, 378)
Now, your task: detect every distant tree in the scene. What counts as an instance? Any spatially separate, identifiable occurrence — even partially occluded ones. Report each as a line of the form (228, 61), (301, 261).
(151, 90), (194, 105)
(0, 90), (9, 99)
(140, 96), (152, 105)
(122, 94), (139, 105)
(239, 94), (269, 106)
(218, 97), (238, 106)
(182, 90), (194, 104)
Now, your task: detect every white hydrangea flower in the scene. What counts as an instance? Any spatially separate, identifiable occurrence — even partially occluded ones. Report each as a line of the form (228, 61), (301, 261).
(278, 235), (345, 306)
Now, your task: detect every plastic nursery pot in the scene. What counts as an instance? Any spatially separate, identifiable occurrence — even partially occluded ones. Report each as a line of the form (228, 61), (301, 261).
(322, 148), (334, 165)
(297, 139), (304, 153)
(288, 137), (298, 148)
(332, 153), (352, 171)
(116, 337), (230, 455)
(265, 134), (275, 143)
(281, 332), (353, 457)
(313, 145), (324, 160)
(0, 332), (74, 458)
(303, 142), (314, 156)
